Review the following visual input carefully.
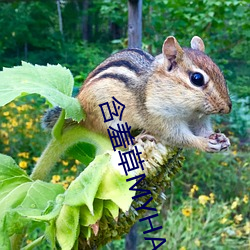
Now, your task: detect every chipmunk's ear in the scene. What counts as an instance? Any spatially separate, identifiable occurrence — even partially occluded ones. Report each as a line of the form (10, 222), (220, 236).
(191, 36), (205, 52)
(162, 36), (184, 62)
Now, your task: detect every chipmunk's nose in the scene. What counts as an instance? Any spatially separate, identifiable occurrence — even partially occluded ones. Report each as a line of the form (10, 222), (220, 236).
(219, 101), (232, 114)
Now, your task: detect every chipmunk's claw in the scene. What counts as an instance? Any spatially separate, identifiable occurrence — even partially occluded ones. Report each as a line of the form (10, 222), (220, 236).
(135, 133), (156, 144)
(207, 133), (230, 152)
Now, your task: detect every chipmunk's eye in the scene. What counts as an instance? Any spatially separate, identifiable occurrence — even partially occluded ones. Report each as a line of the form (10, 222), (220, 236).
(190, 72), (204, 87)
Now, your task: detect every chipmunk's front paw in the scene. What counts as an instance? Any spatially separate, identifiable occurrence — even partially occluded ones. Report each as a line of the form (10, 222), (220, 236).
(206, 133), (230, 152)
(135, 132), (156, 144)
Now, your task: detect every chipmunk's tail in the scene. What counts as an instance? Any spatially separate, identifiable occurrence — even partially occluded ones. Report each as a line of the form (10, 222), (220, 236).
(41, 106), (62, 130)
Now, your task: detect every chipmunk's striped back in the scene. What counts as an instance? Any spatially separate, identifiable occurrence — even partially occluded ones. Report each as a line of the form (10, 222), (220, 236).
(83, 48), (155, 88)
(77, 48), (155, 134)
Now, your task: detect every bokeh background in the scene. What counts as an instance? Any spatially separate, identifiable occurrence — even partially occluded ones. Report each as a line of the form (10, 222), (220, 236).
(0, 1), (249, 249)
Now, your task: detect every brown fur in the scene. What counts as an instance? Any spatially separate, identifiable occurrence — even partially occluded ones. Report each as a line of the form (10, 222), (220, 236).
(77, 36), (231, 152)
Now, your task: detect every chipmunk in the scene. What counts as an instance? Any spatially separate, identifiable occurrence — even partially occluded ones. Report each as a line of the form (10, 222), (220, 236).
(44, 36), (232, 153)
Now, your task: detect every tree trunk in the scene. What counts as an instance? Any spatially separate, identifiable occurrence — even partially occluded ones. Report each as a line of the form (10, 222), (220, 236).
(56, 0), (63, 36)
(128, 0), (142, 49)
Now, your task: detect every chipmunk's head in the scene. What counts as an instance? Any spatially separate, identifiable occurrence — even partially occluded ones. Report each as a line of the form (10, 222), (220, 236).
(155, 36), (232, 115)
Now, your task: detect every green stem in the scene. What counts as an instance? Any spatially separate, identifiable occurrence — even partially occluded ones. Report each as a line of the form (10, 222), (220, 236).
(10, 232), (25, 250)
(30, 126), (111, 181)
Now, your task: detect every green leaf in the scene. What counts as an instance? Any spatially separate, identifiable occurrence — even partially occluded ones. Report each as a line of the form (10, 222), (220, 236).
(56, 205), (80, 250)
(96, 164), (135, 212)
(0, 231), (10, 250)
(52, 109), (65, 139)
(0, 62), (85, 122)
(103, 200), (119, 219)
(79, 199), (103, 227)
(27, 200), (63, 222)
(0, 182), (33, 218)
(64, 153), (110, 213)
(66, 142), (96, 166)
(20, 181), (64, 213)
(45, 220), (56, 249)
(0, 176), (32, 201)
(80, 226), (92, 240)
(0, 154), (65, 244)
(0, 154), (30, 181)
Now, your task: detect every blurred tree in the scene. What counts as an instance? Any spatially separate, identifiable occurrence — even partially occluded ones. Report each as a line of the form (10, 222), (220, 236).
(128, 0), (142, 48)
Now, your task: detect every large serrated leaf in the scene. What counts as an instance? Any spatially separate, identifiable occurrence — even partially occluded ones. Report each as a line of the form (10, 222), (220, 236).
(0, 62), (84, 121)
(0, 154), (65, 247)
(64, 153), (111, 213)
(96, 165), (135, 212)
(56, 205), (80, 250)
(79, 199), (103, 227)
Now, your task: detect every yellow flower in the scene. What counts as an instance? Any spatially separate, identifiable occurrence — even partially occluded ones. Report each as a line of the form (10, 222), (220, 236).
(198, 195), (210, 206)
(236, 229), (242, 237)
(19, 161), (28, 169)
(66, 176), (75, 182)
(209, 193), (215, 204)
(3, 138), (9, 145)
(71, 165), (77, 172)
(62, 160), (69, 166)
(18, 152), (30, 159)
(11, 119), (18, 127)
(63, 182), (69, 189)
(75, 159), (81, 165)
(3, 111), (9, 116)
(9, 102), (16, 108)
(231, 198), (240, 209)
(232, 150), (237, 156)
(220, 217), (228, 224)
(234, 214), (243, 224)
(179, 247), (186, 250)
(194, 238), (201, 247)
(243, 195), (248, 204)
(244, 221), (250, 234)
(51, 175), (61, 183)
(189, 184), (199, 197)
(221, 162), (228, 167)
(4, 147), (10, 152)
(0, 130), (8, 138)
(32, 157), (39, 162)
(26, 121), (33, 129)
(182, 207), (192, 217)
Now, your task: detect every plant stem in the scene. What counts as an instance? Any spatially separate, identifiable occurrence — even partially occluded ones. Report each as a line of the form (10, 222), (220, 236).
(30, 126), (111, 181)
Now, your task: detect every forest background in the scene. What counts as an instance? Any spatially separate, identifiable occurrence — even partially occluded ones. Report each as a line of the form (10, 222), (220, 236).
(0, 0), (249, 249)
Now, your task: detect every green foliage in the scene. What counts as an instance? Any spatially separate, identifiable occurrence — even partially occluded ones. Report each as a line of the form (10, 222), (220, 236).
(0, 62), (84, 121)
(0, 154), (64, 249)
(0, 63), (136, 249)
(140, 196), (249, 249)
